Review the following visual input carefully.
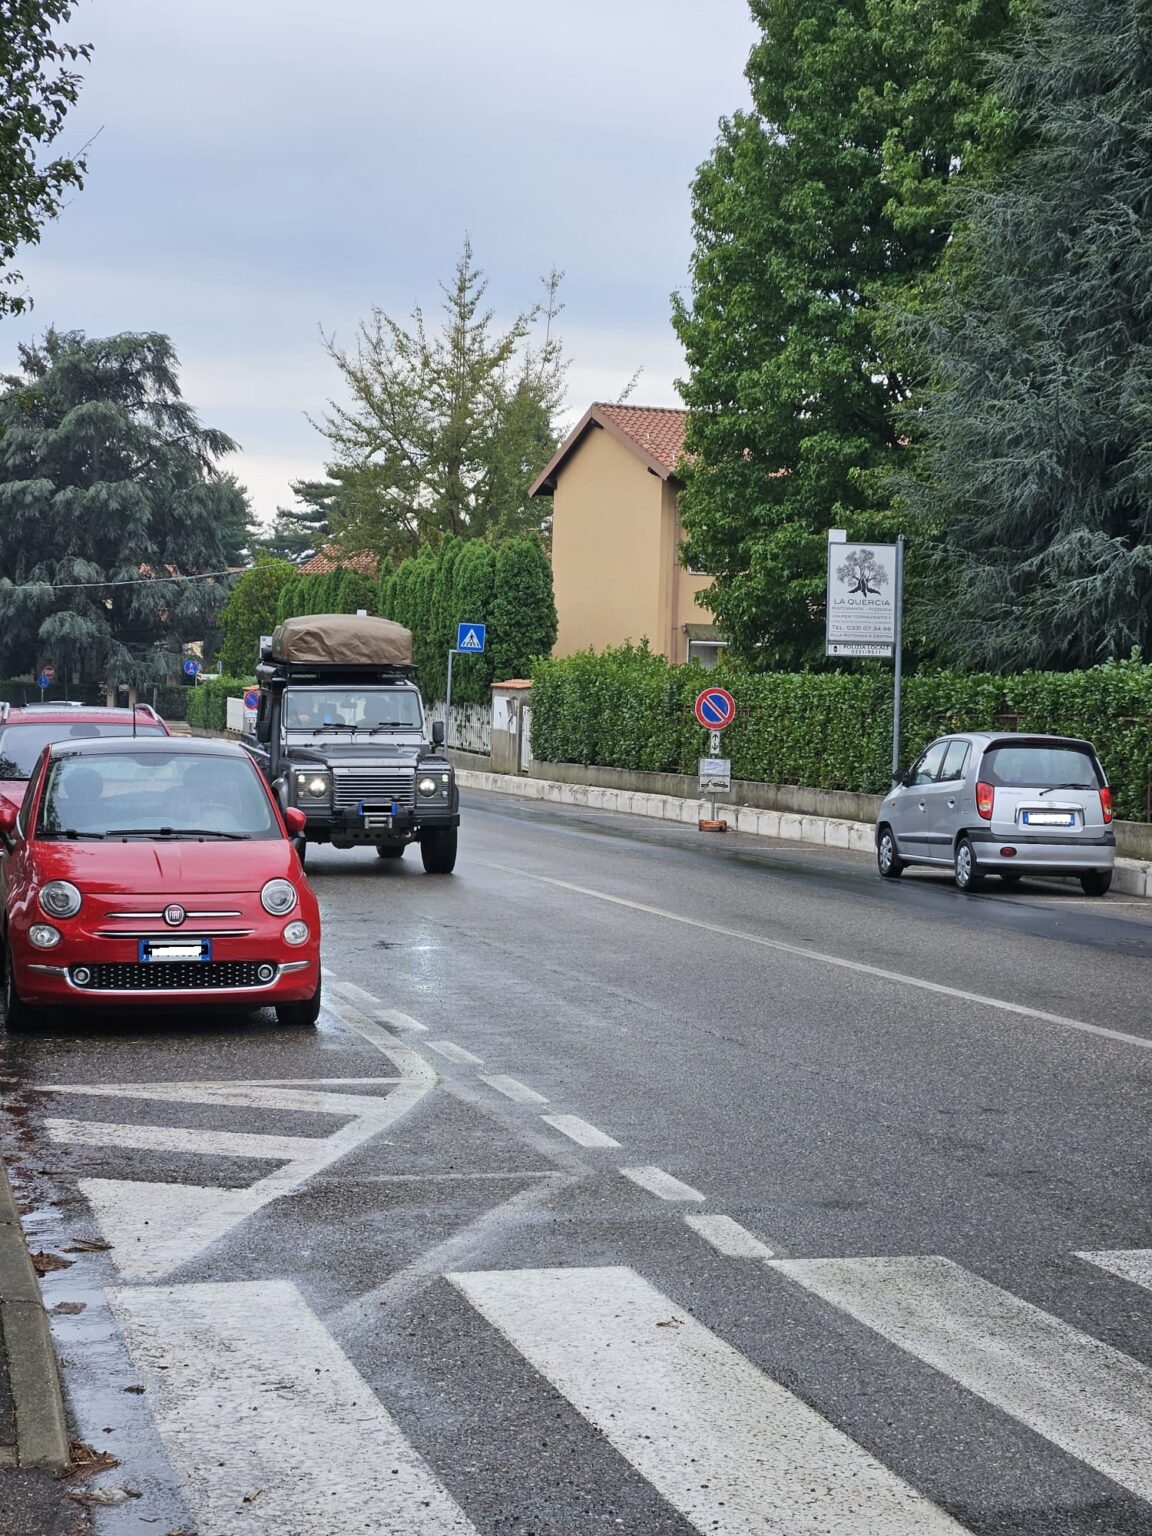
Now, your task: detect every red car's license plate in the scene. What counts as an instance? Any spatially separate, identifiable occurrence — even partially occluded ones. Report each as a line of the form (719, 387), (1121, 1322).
(139, 938), (212, 962)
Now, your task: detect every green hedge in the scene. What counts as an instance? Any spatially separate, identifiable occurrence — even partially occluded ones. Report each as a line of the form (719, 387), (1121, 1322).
(185, 676), (253, 732)
(529, 646), (1152, 821)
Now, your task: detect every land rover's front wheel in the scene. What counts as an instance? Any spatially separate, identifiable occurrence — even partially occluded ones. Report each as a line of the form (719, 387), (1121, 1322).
(421, 827), (457, 875)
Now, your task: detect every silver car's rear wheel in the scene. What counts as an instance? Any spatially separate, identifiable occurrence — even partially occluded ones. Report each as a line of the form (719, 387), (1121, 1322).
(877, 826), (904, 880)
(1080, 869), (1112, 896)
(954, 836), (984, 892)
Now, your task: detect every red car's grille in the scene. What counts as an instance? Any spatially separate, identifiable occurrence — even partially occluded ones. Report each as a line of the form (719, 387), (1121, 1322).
(78, 962), (275, 992)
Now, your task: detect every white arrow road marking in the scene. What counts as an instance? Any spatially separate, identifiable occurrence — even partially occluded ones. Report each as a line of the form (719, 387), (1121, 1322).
(450, 1265), (966, 1535)
(774, 1254), (1152, 1505)
(39, 1020), (437, 1280)
(108, 1279), (477, 1536)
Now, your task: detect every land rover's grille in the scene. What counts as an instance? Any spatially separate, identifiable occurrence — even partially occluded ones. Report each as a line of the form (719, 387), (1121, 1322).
(332, 770), (415, 811)
(77, 962), (275, 992)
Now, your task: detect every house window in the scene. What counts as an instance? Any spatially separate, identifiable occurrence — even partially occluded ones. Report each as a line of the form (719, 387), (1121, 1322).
(687, 640), (728, 669)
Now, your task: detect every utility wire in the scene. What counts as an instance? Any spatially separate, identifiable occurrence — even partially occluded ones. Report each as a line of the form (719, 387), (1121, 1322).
(0, 570), (237, 592)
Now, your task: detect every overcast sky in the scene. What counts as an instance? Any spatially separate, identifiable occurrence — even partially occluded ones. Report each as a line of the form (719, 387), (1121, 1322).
(7, 0), (755, 526)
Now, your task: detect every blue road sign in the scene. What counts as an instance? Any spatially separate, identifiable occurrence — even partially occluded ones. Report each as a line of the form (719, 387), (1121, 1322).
(243, 689), (259, 710)
(183, 658), (201, 677)
(456, 622), (487, 653)
(36, 674), (49, 690)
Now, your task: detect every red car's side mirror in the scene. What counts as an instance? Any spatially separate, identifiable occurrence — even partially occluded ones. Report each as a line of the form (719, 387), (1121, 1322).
(283, 806), (306, 835)
(0, 802), (18, 838)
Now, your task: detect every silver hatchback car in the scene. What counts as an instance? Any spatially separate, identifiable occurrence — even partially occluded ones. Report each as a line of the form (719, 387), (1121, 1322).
(876, 733), (1115, 895)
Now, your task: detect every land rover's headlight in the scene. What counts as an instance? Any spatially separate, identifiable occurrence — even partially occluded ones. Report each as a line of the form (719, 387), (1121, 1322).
(295, 771), (331, 799)
(418, 777), (438, 796)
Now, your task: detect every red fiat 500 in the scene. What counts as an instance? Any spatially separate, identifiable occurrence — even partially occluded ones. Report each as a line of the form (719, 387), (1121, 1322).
(0, 736), (321, 1029)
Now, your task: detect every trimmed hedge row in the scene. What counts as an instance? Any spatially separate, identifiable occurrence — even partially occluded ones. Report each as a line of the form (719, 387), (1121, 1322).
(529, 646), (1152, 821)
(185, 676), (253, 732)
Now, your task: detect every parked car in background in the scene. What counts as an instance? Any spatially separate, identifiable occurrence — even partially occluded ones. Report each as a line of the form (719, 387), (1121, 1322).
(0, 703), (171, 806)
(876, 733), (1115, 895)
(0, 735), (321, 1029)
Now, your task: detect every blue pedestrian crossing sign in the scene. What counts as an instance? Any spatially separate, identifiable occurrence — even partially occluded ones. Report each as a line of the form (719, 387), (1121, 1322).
(456, 623), (487, 653)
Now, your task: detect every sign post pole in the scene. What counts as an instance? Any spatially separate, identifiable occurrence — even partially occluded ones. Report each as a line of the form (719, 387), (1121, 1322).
(445, 649), (456, 749)
(891, 535), (905, 778)
(694, 688), (736, 831)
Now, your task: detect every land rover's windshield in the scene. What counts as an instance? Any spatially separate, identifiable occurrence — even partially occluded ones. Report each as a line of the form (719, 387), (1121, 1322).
(282, 688), (423, 733)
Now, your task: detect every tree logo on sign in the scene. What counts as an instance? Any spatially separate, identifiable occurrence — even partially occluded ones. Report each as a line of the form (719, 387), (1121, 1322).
(837, 547), (888, 597)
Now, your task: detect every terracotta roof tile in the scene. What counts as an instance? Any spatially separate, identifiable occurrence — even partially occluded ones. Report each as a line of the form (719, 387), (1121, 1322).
(592, 403), (688, 476)
(297, 547), (380, 576)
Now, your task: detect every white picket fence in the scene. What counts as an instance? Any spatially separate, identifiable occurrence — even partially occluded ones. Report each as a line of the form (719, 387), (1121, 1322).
(435, 700), (491, 754)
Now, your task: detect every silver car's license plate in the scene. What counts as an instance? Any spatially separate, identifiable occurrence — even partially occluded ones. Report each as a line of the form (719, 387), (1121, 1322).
(1021, 810), (1075, 827)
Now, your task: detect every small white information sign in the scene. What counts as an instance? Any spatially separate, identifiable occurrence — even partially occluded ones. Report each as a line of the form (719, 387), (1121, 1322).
(698, 757), (732, 794)
(826, 543), (898, 658)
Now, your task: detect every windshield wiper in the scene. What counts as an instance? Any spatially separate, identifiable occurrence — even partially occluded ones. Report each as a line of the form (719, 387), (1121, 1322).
(41, 828), (105, 840)
(1037, 783), (1094, 796)
(104, 827), (250, 840)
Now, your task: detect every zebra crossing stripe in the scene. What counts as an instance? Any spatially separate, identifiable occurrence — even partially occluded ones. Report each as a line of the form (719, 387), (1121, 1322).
(450, 1264), (967, 1535)
(46, 1117), (323, 1162)
(108, 1279), (478, 1535)
(774, 1254), (1152, 1504)
(1077, 1248), (1152, 1289)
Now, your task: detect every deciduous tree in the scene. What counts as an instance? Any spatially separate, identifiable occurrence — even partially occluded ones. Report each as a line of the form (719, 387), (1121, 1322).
(218, 553), (294, 674)
(1, 3), (91, 317)
(672, 0), (1026, 667)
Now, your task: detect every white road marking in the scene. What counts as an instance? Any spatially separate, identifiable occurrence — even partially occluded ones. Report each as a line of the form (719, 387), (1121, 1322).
(539, 1113), (619, 1148)
(109, 1279), (477, 1535)
(375, 1007), (428, 1033)
(45, 1117), (321, 1162)
(621, 1165), (705, 1202)
(775, 1254), (1152, 1503)
(685, 1212), (775, 1259)
(479, 1073), (548, 1105)
(42, 1023), (436, 1280)
(39, 1080), (402, 1116)
(1077, 1249), (1152, 1288)
(427, 1040), (485, 1066)
(483, 863), (1149, 1052)
(450, 1265), (966, 1535)
(333, 979), (381, 1009)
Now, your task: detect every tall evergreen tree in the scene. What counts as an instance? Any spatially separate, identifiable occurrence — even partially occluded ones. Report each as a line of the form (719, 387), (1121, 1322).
(449, 540), (497, 702)
(314, 243), (566, 559)
(904, 0), (1152, 668)
(490, 538), (557, 682)
(218, 553), (294, 674)
(0, 330), (244, 685)
(672, 0), (1026, 667)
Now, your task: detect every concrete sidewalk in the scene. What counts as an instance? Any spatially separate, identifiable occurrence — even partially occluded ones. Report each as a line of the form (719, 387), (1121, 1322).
(0, 1156), (69, 1471)
(456, 767), (1152, 898)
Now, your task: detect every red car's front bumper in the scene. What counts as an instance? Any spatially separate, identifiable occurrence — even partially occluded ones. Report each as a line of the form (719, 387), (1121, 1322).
(13, 917), (320, 1009)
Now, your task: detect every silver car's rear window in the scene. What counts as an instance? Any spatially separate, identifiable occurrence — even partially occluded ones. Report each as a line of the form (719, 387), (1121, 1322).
(981, 744), (1101, 789)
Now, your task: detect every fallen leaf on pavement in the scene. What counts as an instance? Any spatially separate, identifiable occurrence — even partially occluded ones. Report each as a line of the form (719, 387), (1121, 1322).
(65, 1441), (119, 1480)
(655, 1317), (683, 1329)
(122, 1384), (146, 1394)
(51, 1301), (87, 1315)
(65, 1237), (112, 1252)
(68, 1486), (142, 1507)
(30, 1251), (73, 1274)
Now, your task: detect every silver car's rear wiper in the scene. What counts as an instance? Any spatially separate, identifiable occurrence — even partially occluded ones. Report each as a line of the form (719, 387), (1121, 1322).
(1036, 783), (1094, 796)
(104, 827), (250, 840)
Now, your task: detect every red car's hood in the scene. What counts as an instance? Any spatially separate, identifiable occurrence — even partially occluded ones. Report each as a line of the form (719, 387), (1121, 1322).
(28, 838), (300, 895)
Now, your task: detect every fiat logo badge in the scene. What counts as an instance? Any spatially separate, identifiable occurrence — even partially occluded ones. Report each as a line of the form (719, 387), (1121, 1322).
(163, 904), (186, 927)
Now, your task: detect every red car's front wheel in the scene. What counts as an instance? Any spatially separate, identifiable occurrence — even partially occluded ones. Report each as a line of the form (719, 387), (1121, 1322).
(3, 944), (36, 1032)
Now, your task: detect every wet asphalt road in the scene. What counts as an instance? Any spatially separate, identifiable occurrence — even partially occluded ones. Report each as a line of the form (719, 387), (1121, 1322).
(6, 787), (1152, 1536)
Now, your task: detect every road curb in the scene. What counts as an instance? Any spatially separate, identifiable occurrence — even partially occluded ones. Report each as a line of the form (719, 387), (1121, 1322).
(456, 768), (1152, 898)
(0, 1159), (69, 1470)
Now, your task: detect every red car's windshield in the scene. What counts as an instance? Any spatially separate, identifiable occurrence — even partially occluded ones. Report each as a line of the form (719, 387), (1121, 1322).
(36, 752), (281, 841)
(0, 723), (167, 780)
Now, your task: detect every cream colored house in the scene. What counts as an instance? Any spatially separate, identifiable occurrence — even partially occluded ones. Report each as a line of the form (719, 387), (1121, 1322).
(529, 403), (724, 665)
